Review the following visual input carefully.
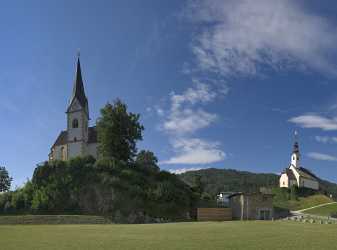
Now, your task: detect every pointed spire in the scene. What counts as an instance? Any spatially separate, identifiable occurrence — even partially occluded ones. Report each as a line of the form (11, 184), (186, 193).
(67, 53), (89, 116)
(293, 130), (299, 153)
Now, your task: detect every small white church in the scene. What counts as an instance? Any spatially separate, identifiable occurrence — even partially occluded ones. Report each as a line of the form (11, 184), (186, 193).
(279, 134), (319, 190)
(49, 56), (98, 161)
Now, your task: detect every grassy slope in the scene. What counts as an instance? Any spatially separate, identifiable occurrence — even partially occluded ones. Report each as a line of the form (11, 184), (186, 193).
(0, 222), (337, 250)
(274, 194), (333, 211)
(304, 203), (337, 216)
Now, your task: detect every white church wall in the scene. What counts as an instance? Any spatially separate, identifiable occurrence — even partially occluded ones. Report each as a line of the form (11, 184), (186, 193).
(68, 142), (82, 159)
(279, 174), (289, 188)
(67, 111), (84, 142)
(87, 143), (98, 158)
(301, 178), (319, 190)
(289, 165), (300, 186)
(52, 144), (67, 161)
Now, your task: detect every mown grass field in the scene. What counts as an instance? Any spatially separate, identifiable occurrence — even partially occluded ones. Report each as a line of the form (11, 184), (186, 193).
(304, 203), (337, 216)
(0, 221), (337, 250)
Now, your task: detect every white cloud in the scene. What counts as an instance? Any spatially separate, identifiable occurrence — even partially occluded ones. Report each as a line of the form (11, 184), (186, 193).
(314, 136), (337, 144)
(163, 82), (218, 135)
(159, 82), (226, 165)
(170, 82), (217, 110)
(161, 138), (226, 165)
(289, 115), (337, 131)
(315, 136), (330, 143)
(187, 0), (337, 77)
(169, 167), (203, 175)
(163, 108), (217, 134)
(307, 152), (337, 162)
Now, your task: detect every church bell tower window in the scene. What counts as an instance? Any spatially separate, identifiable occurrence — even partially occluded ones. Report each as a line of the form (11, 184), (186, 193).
(72, 119), (79, 128)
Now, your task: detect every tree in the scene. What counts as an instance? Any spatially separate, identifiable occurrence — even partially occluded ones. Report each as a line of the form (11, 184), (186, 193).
(136, 150), (159, 172)
(97, 99), (144, 162)
(0, 166), (12, 192)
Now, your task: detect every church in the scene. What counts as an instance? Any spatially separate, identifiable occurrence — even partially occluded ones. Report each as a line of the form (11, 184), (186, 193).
(279, 134), (319, 190)
(49, 57), (98, 161)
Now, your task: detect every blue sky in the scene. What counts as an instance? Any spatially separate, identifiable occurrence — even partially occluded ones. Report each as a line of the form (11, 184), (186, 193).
(2, 0), (337, 187)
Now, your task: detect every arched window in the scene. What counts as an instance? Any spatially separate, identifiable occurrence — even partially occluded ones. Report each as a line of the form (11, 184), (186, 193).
(72, 119), (79, 128)
(61, 146), (66, 161)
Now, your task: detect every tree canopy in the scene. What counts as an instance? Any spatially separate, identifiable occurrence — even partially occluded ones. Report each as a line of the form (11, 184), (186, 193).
(0, 166), (12, 192)
(97, 99), (144, 162)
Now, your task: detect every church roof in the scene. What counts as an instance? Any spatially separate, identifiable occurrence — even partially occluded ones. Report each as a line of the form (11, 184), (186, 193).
(295, 167), (318, 181)
(52, 130), (67, 147)
(52, 126), (98, 148)
(66, 57), (88, 115)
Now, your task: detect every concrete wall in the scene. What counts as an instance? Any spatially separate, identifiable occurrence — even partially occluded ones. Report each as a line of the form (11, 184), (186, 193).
(230, 194), (274, 220)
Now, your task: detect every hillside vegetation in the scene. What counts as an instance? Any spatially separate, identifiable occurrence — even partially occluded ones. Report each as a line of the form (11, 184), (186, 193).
(274, 194), (333, 211)
(179, 168), (278, 197)
(179, 168), (337, 199)
(0, 100), (198, 222)
(303, 203), (337, 216)
(1, 222), (337, 250)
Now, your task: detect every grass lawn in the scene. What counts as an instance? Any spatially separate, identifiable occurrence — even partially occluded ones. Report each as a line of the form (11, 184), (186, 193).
(304, 203), (337, 216)
(0, 221), (337, 250)
(274, 194), (333, 211)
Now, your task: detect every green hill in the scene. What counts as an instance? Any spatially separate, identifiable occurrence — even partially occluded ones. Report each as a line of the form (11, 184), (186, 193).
(302, 202), (337, 216)
(274, 194), (333, 211)
(178, 168), (337, 199)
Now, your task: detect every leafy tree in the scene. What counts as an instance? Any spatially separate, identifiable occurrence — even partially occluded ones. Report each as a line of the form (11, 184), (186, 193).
(97, 99), (144, 162)
(290, 185), (299, 200)
(0, 166), (12, 192)
(193, 175), (204, 195)
(136, 150), (159, 172)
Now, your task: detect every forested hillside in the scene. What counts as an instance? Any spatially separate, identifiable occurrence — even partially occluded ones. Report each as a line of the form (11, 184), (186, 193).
(179, 168), (337, 199)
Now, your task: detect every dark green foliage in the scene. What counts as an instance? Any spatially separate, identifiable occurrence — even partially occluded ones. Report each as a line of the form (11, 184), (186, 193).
(0, 157), (195, 221)
(135, 150), (159, 172)
(96, 100), (144, 162)
(179, 168), (279, 197)
(0, 166), (12, 192)
(272, 187), (290, 201)
(290, 185), (299, 200)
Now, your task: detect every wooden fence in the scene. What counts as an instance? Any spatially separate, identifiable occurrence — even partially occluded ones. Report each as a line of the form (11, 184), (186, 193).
(197, 208), (232, 221)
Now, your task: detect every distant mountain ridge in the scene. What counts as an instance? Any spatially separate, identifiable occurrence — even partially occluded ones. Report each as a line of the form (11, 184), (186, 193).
(178, 168), (337, 199)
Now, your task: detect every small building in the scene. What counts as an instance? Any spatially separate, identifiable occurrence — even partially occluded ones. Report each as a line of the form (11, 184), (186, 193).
(216, 192), (231, 207)
(228, 191), (274, 220)
(279, 134), (319, 190)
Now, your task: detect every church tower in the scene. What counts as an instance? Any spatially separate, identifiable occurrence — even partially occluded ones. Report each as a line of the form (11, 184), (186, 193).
(66, 55), (89, 158)
(290, 131), (300, 168)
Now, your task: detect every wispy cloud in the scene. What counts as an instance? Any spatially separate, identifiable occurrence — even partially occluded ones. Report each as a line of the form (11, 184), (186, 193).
(169, 167), (204, 175)
(187, 0), (337, 77)
(314, 136), (337, 144)
(289, 115), (337, 131)
(307, 152), (337, 161)
(160, 82), (226, 165)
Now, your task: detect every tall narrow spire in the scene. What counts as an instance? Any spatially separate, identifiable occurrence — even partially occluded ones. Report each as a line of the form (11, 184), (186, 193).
(293, 131), (299, 153)
(67, 54), (88, 116)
